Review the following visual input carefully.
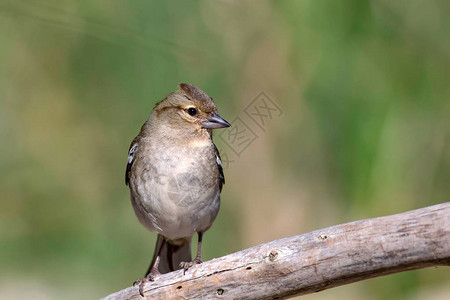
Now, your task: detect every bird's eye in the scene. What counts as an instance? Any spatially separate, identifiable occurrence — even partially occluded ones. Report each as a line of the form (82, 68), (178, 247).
(187, 107), (197, 116)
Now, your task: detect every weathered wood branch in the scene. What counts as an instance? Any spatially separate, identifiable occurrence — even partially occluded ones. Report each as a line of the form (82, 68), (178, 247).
(102, 202), (450, 300)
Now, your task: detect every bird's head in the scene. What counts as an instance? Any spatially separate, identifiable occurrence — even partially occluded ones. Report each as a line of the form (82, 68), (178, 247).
(152, 83), (231, 133)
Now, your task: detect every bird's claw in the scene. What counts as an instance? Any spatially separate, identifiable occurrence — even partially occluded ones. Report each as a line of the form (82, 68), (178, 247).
(134, 271), (160, 297)
(179, 257), (202, 274)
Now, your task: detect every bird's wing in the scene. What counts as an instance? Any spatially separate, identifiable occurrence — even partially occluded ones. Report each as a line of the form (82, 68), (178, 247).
(213, 144), (225, 192)
(125, 137), (141, 185)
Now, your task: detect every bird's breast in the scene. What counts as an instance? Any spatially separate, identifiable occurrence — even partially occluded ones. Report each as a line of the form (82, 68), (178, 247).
(129, 139), (220, 238)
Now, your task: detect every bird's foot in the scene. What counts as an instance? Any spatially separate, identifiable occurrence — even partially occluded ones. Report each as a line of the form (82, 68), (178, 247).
(179, 256), (202, 274)
(133, 269), (161, 297)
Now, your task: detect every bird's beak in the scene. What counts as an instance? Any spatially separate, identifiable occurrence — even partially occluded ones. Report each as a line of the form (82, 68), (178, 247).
(202, 113), (231, 129)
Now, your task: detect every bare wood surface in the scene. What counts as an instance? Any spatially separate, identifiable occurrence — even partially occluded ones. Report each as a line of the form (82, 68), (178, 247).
(102, 202), (450, 300)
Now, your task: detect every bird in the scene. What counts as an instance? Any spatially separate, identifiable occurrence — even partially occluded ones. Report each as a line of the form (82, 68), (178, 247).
(125, 83), (230, 296)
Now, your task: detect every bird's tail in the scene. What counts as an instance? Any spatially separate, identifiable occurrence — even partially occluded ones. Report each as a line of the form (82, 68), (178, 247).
(146, 234), (192, 275)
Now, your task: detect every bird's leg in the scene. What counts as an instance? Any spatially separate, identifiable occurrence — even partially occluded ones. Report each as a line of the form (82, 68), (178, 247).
(134, 238), (165, 297)
(192, 232), (203, 264)
(180, 232), (203, 274)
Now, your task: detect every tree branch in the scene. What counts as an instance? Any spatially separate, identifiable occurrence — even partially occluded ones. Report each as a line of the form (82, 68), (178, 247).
(102, 202), (450, 300)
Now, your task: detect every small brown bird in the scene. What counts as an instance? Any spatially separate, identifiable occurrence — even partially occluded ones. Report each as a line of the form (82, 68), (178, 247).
(125, 83), (230, 296)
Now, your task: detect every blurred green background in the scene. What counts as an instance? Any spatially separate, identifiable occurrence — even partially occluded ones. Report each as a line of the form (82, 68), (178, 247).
(1, 0), (449, 299)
